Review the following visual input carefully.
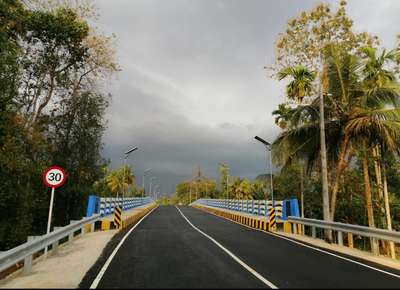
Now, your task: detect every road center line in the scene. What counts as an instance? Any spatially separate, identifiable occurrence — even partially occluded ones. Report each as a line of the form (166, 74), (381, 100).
(197, 206), (400, 279)
(175, 206), (278, 289)
(89, 206), (158, 289)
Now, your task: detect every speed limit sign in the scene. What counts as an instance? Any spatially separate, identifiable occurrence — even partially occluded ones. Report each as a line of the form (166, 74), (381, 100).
(42, 165), (68, 250)
(43, 166), (67, 188)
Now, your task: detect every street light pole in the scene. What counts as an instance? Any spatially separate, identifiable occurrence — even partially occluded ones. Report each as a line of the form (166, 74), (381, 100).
(268, 148), (274, 205)
(149, 177), (156, 199)
(154, 185), (159, 200)
(254, 136), (274, 205)
(123, 146), (138, 210)
(142, 168), (152, 197)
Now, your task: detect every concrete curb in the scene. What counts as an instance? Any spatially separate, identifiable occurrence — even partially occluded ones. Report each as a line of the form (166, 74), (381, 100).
(99, 202), (157, 231)
(192, 204), (274, 232)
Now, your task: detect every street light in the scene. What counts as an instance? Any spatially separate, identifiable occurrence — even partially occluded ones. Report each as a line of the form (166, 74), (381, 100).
(218, 163), (229, 208)
(254, 136), (274, 205)
(154, 185), (159, 200)
(142, 168), (152, 197)
(149, 177), (156, 199)
(123, 146), (138, 209)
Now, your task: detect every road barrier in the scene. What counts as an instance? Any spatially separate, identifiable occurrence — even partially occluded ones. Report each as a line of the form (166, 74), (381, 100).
(113, 207), (122, 229)
(0, 214), (101, 274)
(0, 197), (156, 277)
(193, 204), (269, 231)
(86, 196), (153, 217)
(268, 207), (277, 231)
(286, 216), (400, 258)
(193, 198), (300, 220)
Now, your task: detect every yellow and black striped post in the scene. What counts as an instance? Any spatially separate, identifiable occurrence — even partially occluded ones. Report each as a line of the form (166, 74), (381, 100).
(114, 206), (122, 229)
(268, 207), (277, 231)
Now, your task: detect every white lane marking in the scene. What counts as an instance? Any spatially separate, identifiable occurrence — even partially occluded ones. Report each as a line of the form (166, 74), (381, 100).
(176, 206), (278, 289)
(195, 206), (400, 280)
(90, 206), (158, 289)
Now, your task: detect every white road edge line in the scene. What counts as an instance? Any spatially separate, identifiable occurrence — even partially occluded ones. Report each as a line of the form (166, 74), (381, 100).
(89, 206), (158, 289)
(175, 206), (278, 289)
(195, 206), (400, 280)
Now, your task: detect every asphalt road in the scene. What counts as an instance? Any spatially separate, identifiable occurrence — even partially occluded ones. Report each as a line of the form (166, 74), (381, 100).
(93, 206), (266, 289)
(88, 205), (400, 289)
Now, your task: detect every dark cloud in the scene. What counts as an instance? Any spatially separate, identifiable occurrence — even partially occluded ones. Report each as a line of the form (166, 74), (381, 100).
(94, 0), (400, 194)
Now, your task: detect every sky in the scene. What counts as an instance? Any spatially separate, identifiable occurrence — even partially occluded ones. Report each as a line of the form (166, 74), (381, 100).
(93, 0), (400, 194)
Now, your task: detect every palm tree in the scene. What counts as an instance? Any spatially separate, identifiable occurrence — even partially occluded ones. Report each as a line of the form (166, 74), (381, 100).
(343, 46), (400, 255)
(230, 178), (253, 200)
(278, 66), (316, 103)
(272, 103), (294, 129)
(105, 165), (135, 197)
(273, 44), (400, 246)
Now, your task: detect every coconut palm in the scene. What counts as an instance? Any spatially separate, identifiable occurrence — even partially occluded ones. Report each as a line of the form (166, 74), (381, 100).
(273, 44), (400, 237)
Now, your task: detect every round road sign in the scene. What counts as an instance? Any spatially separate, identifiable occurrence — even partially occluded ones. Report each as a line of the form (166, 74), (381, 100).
(43, 166), (68, 188)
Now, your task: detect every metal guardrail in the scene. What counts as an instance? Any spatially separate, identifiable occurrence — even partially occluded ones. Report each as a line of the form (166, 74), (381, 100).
(86, 195), (153, 217)
(0, 214), (101, 274)
(194, 198), (297, 219)
(287, 216), (400, 244)
(99, 196), (153, 215)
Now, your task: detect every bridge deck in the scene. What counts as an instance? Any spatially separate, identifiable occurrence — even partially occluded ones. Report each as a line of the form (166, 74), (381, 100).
(82, 205), (400, 289)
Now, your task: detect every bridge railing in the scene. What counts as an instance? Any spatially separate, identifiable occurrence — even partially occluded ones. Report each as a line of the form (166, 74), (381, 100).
(287, 216), (400, 257)
(193, 198), (300, 220)
(86, 196), (153, 217)
(0, 214), (101, 274)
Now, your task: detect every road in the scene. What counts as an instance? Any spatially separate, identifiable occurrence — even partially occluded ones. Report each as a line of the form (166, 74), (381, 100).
(86, 205), (400, 289)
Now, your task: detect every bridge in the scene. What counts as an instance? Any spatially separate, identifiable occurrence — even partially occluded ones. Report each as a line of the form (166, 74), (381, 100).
(1, 198), (400, 289)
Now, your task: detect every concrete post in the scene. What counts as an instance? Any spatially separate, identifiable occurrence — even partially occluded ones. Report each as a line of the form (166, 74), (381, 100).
(292, 223), (297, 235)
(52, 227), (62, 254)
(23, 236), (36, 274)
(312, 226), (317, 239)
(338, 231), (343, 246)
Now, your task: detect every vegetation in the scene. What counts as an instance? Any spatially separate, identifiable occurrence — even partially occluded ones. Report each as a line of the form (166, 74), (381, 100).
(0, 0), (118, 250)
(270, 1), (400, 254)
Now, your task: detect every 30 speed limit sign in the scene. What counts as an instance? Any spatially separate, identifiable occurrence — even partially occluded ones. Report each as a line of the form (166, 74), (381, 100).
(43, 166), (68, 252)
(43, 166), (67, 188)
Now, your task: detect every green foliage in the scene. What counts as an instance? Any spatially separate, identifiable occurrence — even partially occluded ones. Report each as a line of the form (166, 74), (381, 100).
(271, 1), (400, 233)
(0, 0), (118, 250)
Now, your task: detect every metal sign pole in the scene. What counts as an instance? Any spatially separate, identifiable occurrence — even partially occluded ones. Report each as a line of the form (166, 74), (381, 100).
(45, 187), (55, 255)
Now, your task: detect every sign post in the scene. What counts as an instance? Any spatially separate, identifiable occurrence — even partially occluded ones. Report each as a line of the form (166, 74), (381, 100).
(42, 166), (68, 255)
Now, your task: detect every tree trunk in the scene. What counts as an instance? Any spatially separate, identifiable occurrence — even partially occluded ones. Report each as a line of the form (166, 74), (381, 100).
(330, 134), (350, 220)
(319, 92), (332, 242)
(382, 164), (396, 259)
(300, 164), (304, 218)
(372, 146), (390, 255)
(362, 152), (379, 255)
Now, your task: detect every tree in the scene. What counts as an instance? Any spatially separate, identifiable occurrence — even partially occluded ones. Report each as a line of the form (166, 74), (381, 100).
(0, 0), (118, 250)
(106, 166), (135, 197)
(229, 178), (253, 200)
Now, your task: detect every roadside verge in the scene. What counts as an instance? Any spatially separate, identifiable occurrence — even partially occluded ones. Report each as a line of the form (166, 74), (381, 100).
(0, 203), (157, 289)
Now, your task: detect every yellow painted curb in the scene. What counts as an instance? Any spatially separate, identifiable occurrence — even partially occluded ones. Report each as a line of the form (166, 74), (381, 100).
(192, 204), (272, 232)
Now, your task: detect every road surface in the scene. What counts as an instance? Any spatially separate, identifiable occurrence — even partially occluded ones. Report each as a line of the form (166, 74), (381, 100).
(84, 205), (400, 288)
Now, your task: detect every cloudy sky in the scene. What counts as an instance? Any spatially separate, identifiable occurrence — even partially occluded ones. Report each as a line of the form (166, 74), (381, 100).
(93, 0), (400, 194)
